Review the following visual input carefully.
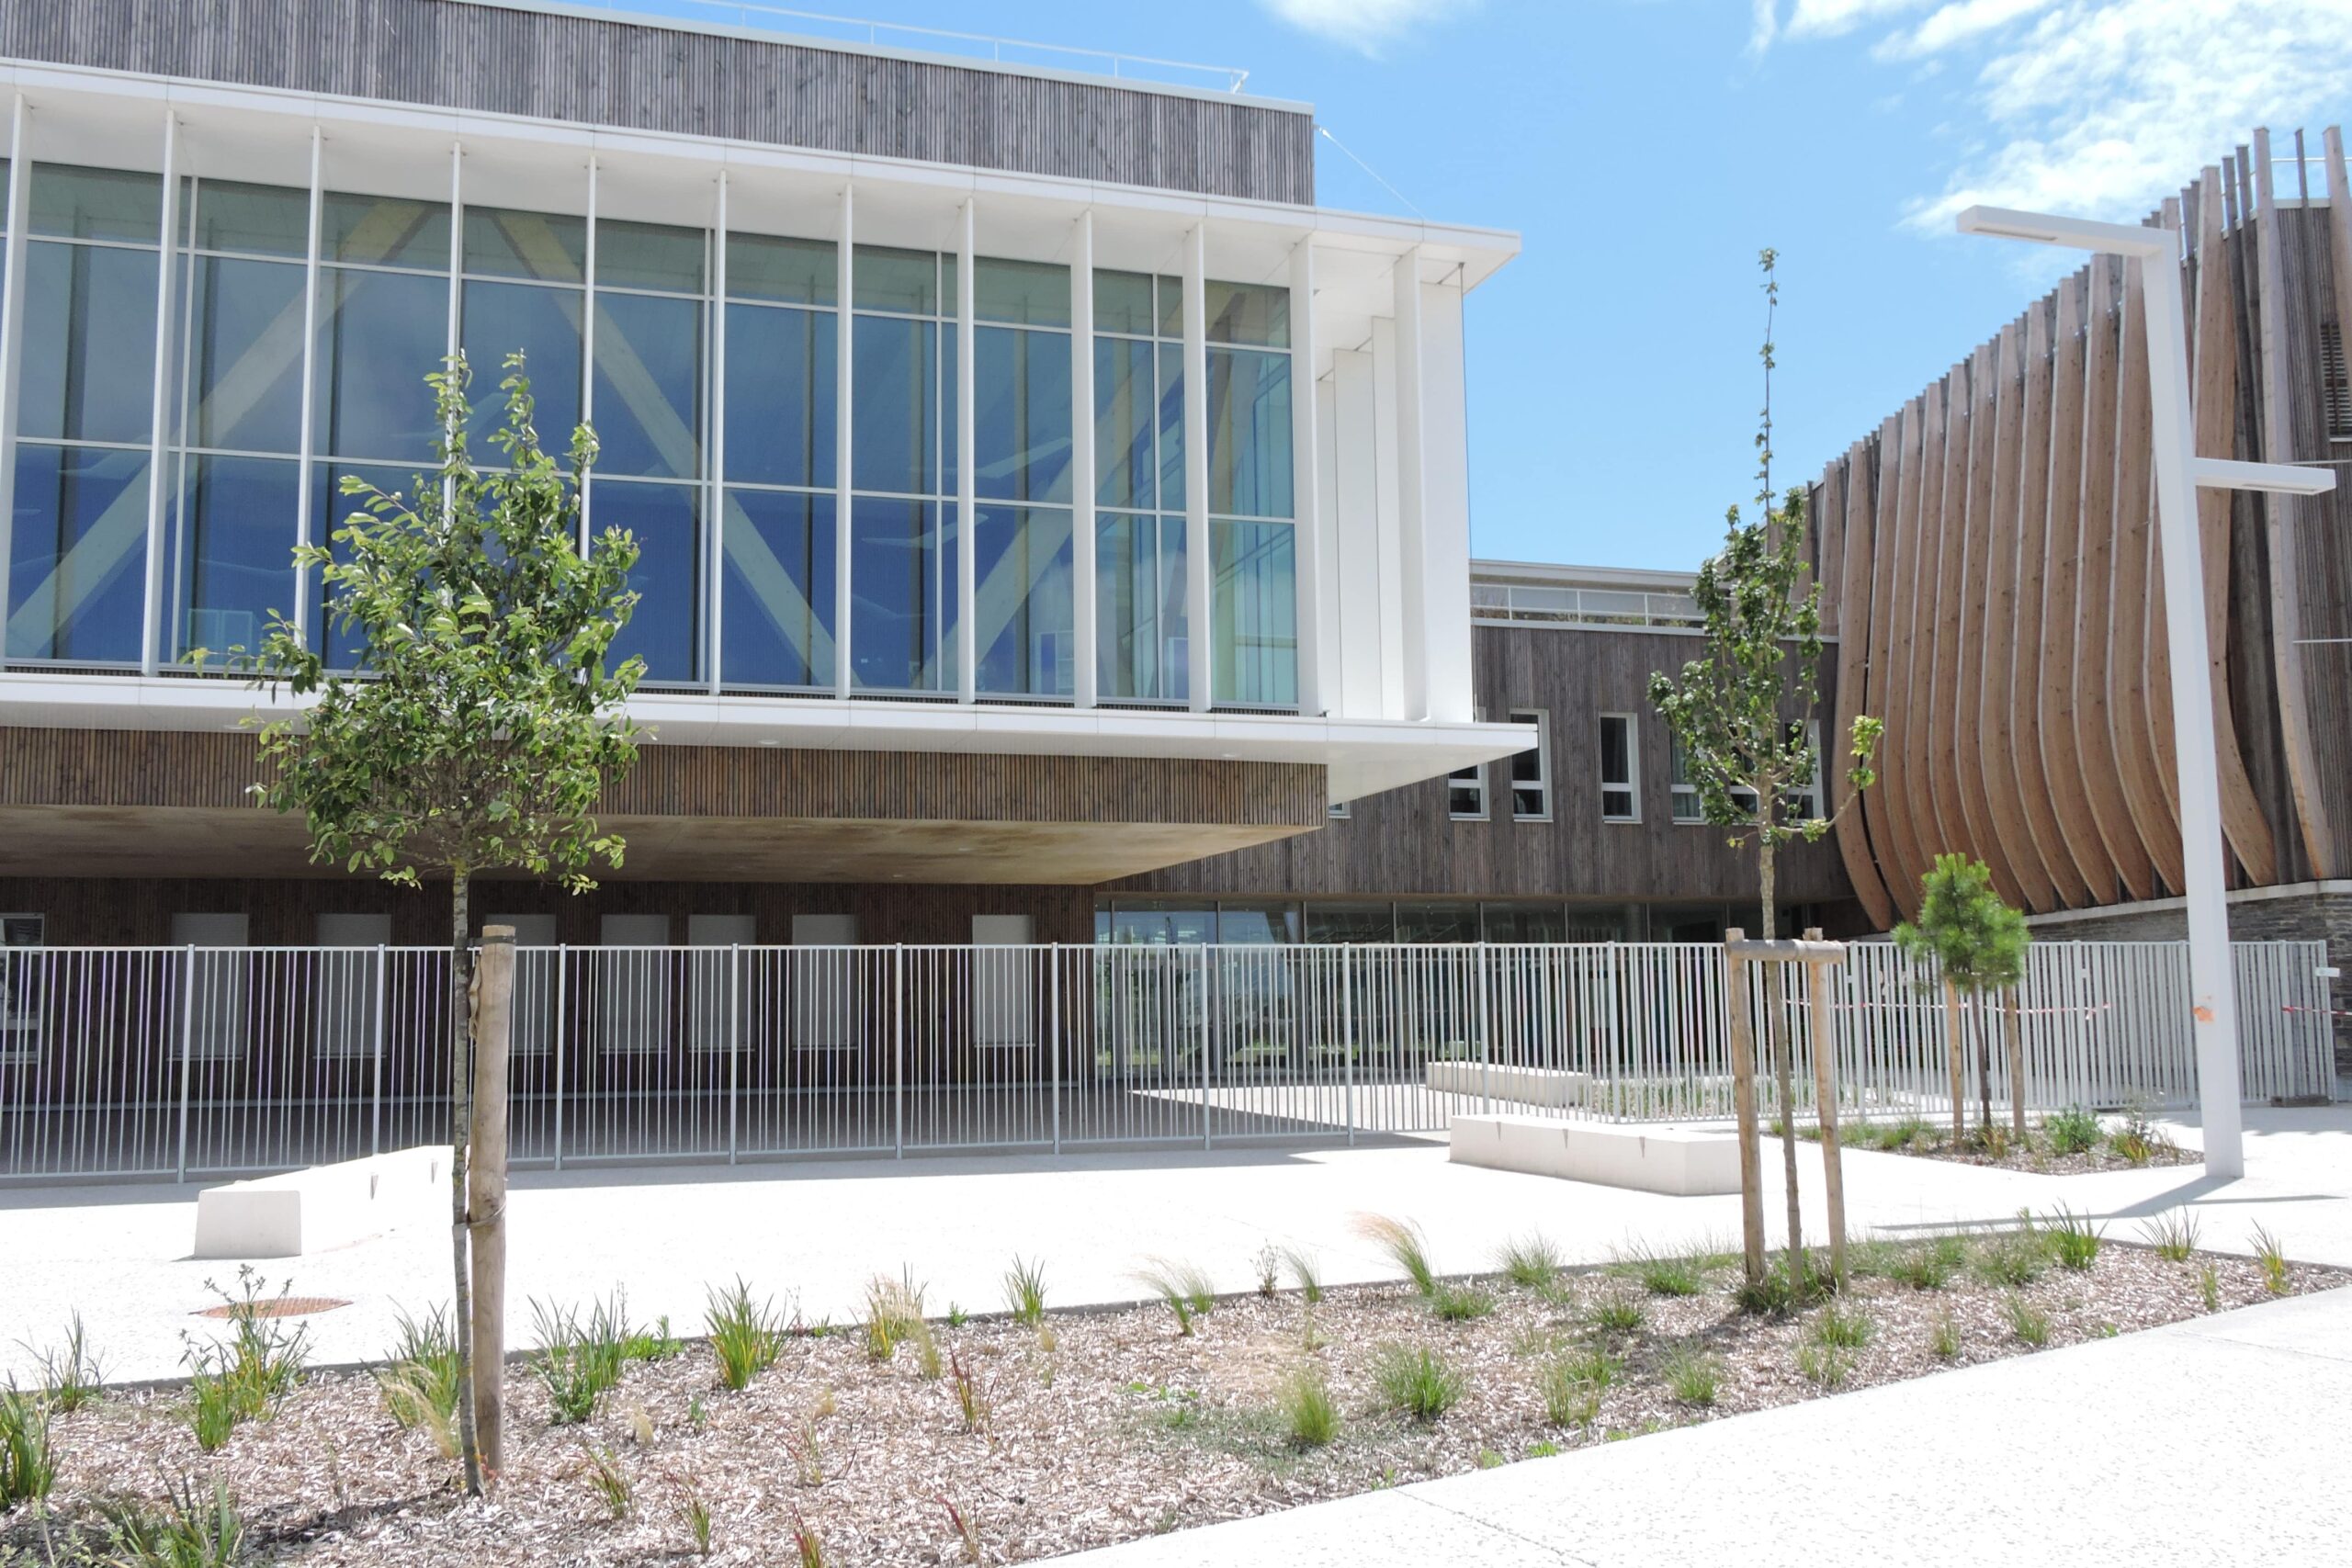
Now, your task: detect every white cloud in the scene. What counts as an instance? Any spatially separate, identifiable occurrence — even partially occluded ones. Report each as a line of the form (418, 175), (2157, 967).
(1259, 0), (1476, 55)
(1775, 0), (2352, 230)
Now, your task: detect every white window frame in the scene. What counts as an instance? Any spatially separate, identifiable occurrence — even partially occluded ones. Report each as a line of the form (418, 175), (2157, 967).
(0, 914), (44, 1066)
(1448, 761), (1487, 821)
(1669, 736), (1758, 825)
(1786, 720), (1823, 823)
(1509, 707), (1553, 821)
(1596, 712), (1636, 824)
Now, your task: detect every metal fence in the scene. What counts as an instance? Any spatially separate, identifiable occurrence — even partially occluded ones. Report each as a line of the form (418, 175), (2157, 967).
(0, 939), (2334, 1183)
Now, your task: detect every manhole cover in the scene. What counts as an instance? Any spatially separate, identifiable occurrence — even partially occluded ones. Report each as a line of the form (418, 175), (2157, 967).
(196, 1296), (350, 1319)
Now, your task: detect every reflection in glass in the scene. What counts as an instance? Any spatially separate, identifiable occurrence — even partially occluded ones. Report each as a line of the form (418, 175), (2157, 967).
(1396, 902), (1481, 944)
(850, 497), (955, 693)
(1205, 347), (1291, 518)
(464, 207), (585, 282)
(165, 455), (300, 660)
(591, 290), (700, 479)
(594, 219), (703, 293)
(973, 504), (1072, 697)
(1093, 336), (1155, 509)
(728, 233), (835, 306)
(973, 325), (1070, 502)
(461, 280), (583, 450)
(1212, 519), (1295, 708)
(973, 257), (1069, 327)
(595, 480), (702, 684)
(1204, 281), (1290, 347)
(28, 164), (160, 243)
(321, 193), (450, 271)
(721, 489), (836, 689)
(1091, 269), (1155, 336)
(314, 267), (449, 462)
(850, 314), (937, 496)
(853, 245), (936, 315)
(18, 243), (160, 445)
(187, 181), (308, 259)
(1096, 512), (1186, 704)
(1303, 903), (1396, 944)
(182, 255), (306, 454)
(306, 461), (422, 670)
(1216, 904), (1298, 943)
(724, 304), (835, 489)
(7, 445), (151, 663)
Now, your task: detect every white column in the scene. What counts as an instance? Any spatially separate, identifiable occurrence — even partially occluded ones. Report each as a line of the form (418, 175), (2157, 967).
(0, 95), (33, 665)
(139, 109), (181, 677)
(1182, 223), (1210, 712)
(956, 197), (976, 703)
(2140, 238), (2244, 1179)
(1070, 210), (1097, 708)
(832, 184), (854, 699)
(707, 170), (728, 694)
(580, 154), (598, 552)
(1289, 238), (1321, 716)
(1391, 247), (1430, 722)
(291, 126), (323, 648)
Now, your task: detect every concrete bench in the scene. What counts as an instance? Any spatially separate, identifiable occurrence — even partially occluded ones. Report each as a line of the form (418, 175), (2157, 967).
(194, 1145), (447, 1259)
(1448, 1113), (1743, 1196)
(1426, 1061), (1590, 1108)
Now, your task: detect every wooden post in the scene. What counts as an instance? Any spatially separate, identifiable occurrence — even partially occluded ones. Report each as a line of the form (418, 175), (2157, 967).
(1803, 930), (1848, 1285)
(1724, 930), (1766, 1285)
(2005, 987), (2028, 1140)
(1943, 976), (1966, 1144)
(469, 924), (516, 1482)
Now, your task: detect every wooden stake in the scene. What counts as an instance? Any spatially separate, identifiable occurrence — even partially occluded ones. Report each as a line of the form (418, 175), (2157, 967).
(469, 924), (516, 1483)
(1803, 931), (1848, 1285)
(1943, 976), (1966, 1145)
(1724, 930), (1766, 1285)
(2005, 987), (2028, 1140)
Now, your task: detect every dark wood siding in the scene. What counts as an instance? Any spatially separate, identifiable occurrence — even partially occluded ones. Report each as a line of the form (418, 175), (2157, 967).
(1, 0), (1315, 204)
(1114, 623), (1856, 908)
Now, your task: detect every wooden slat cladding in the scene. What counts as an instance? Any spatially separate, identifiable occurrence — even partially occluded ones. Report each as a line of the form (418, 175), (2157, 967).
(1804, 122), (2352, 931)
(0, 0), (1314, 205)
(0, 728), (1327, 829)
(1828, 438), (1896, 928)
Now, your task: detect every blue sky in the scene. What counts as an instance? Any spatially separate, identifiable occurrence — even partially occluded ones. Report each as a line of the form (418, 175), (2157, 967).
(621, 0), (2352, 570)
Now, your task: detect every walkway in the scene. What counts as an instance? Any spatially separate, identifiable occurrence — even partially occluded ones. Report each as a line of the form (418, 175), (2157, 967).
(5, 1107), (2349, 1386)
(1047, 1283), (2352, 1566)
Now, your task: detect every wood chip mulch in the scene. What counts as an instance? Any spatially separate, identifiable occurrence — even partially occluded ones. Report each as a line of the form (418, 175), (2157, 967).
(8, 1239), (2341, 1566)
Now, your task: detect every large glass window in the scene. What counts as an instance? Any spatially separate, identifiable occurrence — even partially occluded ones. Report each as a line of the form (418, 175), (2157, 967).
(1513, 708), (1555, 820)
(9, 164), (164, 665)
(1092, 271), (1186, 703)
(595, 479), (702, 683)
(1599, 714), (1635, 823)
(461, 206), (583, 450)
(972, 258), (1071, 697)
(848, 245), (955, 694)
(721, 232), (837, 691)
(1205, 280), (1295, 709)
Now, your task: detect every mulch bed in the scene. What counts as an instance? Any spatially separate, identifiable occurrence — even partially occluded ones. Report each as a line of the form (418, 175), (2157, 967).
(10, 1237), (2340, 1566)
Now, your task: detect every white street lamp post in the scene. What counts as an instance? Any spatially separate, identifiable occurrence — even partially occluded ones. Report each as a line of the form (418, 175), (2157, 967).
(1957, 206), (2335, 1180)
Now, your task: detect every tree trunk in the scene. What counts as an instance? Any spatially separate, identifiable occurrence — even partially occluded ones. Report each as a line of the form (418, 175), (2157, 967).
(2006, 987), (2028, 1140)
(1975, 994), (1994, 1134)
(1943, 976), (1965, 1145)
(1760, 847), (1804, 1292)
(469, 925), (515, 1483)
(448, 870), (482, 1496)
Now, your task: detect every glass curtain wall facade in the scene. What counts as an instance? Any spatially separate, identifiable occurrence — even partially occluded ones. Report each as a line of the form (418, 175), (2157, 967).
(0, 156), (1299, 711)
(1093, 270), (1187, 704)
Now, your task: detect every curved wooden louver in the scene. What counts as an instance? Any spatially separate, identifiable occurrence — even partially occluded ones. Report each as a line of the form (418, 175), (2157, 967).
(1923, 367), (1973, 870)
(1978, 322), (2058, 910)
(1827, 439), (1897, 930)
(1873, 402), (1931, 917)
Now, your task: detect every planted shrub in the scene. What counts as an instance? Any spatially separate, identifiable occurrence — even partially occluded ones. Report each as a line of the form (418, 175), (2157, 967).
(1278, 1367), (1340, 1448)
(1620, 1244), (1706, 1298)
(1430, 1281), (1496, 1322)
(1252, 1244), (1282, 1298)
(2251, 1226), (2291, 1295)
(862, 1272), (928, 1363)
(1973, 1223), (2050, 1289)
(93, 1476), (246, 1568)
(948, 1349), (989, 1433)
(2197, 1264), (2222, 1312)
(1281, 1246), (1325, 1304)
(705, 1278), (785, 1393)
(530, 1295), (627, 1426)
(1537, 1359), (1601, 1428)
(376, 1303), (463, 1454)
(0, 1384), (55, 1506)
(1132, 1258), (1217, 1337)
(181, 1269), (311, 1450)
(1555, 1346), (1618, 1392)
(677, 1475), (714, 1556)
(1892, 1236), (1965, 1291)
(1373, 1344), (1463, 1423)
(1585, 1288), (1645, 1335)
(2139, 1210), (2201, 1263)
(1733, 1269), (1798, 1317)
(1497, 1233), (1562, 1291)
(792, 1512), (830, 1568)
(584, 1442), (633, 1519)
(1003, 1256), (1049, 1326)
(1354, 1214), (1438, 1295)
(1660, 1346), (1720, 1408)
(27, 1313), (106, 1415)
(1795, 1343), (1852, 1389)
(2003, 1295), (2051, 1348)
(1928, 1310), (1960, 1359)
(2042, 1106), (2100, 1156)
(2045, 1206), (2103, 1271)
(1810, 1303), (1872, 1349)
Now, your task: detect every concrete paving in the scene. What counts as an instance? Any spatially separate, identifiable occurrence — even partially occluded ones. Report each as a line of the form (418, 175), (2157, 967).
(1046, 1283), (2352, 1567)
(5, 1106), (2349, 1386)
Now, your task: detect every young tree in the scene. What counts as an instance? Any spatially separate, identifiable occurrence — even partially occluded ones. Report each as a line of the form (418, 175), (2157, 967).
(1893, 853), (2030, 1144)
(1650, 250), (1883, 1286)
(245, 353), (643, 1494)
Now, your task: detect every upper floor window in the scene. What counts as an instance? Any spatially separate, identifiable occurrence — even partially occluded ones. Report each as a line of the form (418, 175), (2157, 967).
(1785, 720), (1823, 822)
(1598, 713), (1636, 823)
(1448, 761), (1487, 821)
(1510, 708), (1552, 820)
(1668, 734), (1773, 824)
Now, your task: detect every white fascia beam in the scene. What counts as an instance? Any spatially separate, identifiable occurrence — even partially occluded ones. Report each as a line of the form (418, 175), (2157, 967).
(2192, 456), (2336, 496)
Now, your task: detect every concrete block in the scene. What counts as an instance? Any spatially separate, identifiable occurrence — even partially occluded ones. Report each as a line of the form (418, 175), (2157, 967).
(1448, 1113), (1743, 1196)
(1424, 1061), (1589, 1108)
(194, 1144), (447, 1258)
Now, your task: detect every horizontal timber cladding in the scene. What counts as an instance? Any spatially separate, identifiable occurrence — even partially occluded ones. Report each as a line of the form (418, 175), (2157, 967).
(1806, 123), (2352, 927)
(0, 874), (1096, 947)
(0, 0), (1314, 204)
(0, 728), (1327, 829)
(1113, 622), (1854, 906)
